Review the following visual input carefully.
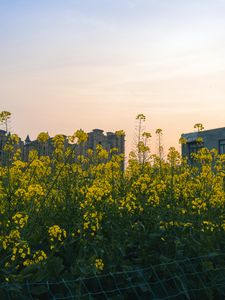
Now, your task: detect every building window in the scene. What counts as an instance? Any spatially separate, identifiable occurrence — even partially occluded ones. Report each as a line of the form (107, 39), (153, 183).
(188, 142), (203, 159)
(219, 139), (225, 154)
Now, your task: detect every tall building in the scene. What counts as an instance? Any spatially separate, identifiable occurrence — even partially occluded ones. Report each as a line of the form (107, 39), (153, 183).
(0, 129), (125, 168)
(86, 129), (125, 154)
(181, 127), (225, 159)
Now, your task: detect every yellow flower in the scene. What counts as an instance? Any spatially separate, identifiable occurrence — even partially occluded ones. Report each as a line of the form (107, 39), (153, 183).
(70, 129), (88, 144)
(48, 225), (67, 245)
(23, 259), (33, 266)
(221, 222), (225, 231)
(37, 132), (50, 143)
(12, 212), (28, 229)
(95, 258), (104, 271)
(33, 250), (47, 263)
(115, 130), (125, 137)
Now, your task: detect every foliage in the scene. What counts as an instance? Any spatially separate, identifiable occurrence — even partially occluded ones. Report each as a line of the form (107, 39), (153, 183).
(132, 114), (151, 164)
(0, 111), (11, 132)
(194, 123), (204, 132)
(0, 121), (225, 298)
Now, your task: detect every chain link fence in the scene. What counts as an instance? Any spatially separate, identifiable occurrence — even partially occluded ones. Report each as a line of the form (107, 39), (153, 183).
(1, 253), (225, 299)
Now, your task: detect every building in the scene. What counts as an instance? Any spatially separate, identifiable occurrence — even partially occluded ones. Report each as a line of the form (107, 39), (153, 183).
(181, 127), (225, 159)
(86, 129), (125, 154)
(0, 129), (125, 168)
(0, 129), (23, 164)
(22, 134), (62, 161)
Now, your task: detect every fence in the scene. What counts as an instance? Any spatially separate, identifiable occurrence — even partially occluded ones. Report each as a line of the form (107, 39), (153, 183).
(1, 253), (225, 299)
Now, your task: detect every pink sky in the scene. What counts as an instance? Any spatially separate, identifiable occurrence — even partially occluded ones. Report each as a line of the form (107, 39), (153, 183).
(1, 0), (225, 158)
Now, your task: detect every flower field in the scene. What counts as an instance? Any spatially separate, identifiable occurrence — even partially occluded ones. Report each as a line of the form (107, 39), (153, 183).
(0, 130), (225, 299)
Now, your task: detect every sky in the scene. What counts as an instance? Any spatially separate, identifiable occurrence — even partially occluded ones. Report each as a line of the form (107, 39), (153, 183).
(0, 0), (225, 157)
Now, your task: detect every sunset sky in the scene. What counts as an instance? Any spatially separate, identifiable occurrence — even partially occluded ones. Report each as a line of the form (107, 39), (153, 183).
(0, 0), (225, 157)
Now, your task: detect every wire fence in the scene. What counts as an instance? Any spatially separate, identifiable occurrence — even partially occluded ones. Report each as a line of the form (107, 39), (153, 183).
(1, 253), (225, 300)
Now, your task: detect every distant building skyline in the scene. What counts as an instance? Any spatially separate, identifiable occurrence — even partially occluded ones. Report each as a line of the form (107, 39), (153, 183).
(0, 128), (125, 168)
